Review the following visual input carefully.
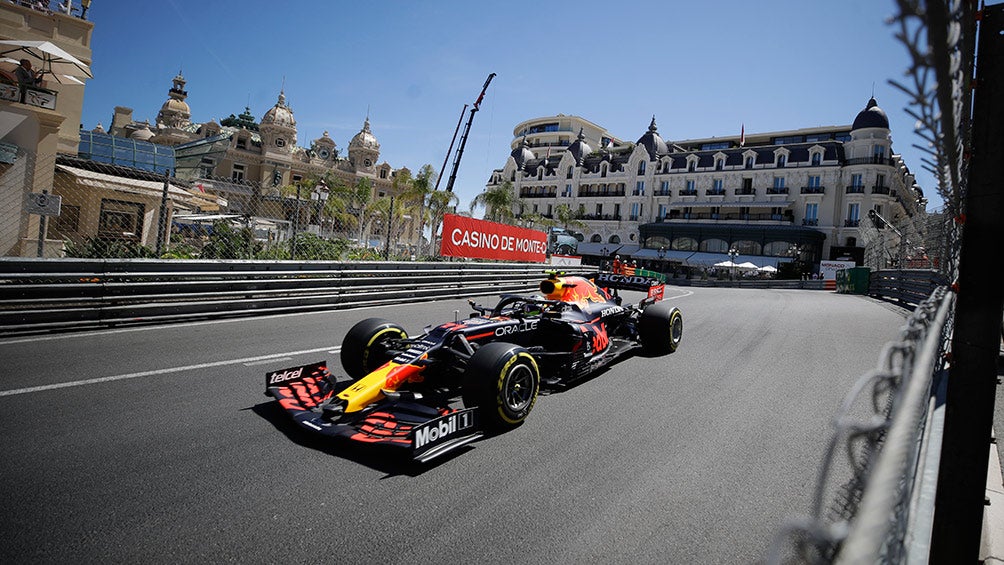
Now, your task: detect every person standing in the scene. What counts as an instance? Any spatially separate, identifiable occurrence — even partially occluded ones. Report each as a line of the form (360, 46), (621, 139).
(14, 59), (42, 86)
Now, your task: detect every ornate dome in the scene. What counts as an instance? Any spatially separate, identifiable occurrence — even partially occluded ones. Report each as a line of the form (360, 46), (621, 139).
(130, 123), (154, 141)
(636, 116), (668, 159)
(852, 97), (889, 130)
(261, 91), (296, 129)
(511, 135), (535, 168)
(349, 117), (380, 150)
(566, 128), (592, 165)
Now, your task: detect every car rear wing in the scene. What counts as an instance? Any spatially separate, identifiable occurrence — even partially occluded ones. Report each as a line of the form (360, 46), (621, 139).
(590, 272), (666, 301)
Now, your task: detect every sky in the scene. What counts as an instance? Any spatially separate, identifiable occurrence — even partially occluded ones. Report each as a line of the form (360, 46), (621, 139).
(76, 0), (942, 213)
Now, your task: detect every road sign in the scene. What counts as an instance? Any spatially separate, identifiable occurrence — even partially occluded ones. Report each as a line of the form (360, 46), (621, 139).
(25, 192), (61, 217)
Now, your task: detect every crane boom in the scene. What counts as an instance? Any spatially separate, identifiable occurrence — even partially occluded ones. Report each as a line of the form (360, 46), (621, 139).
(443, 73), (496, 193)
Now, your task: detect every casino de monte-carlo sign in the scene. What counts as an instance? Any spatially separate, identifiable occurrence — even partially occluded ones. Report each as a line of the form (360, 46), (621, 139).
(440, 214), (547, 263)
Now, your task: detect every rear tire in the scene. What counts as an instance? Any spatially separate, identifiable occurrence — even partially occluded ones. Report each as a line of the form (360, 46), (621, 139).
(463, 342), (540, 431)
(639, 303), (683, 354)
(340, 318), (407, 379)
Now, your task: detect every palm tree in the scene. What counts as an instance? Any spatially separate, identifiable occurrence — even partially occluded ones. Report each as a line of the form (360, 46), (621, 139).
(470, 180), (516, 223)
(555, 203), (587, 231)
(402, 164), (437, 256)
(426, 188), (459, 257)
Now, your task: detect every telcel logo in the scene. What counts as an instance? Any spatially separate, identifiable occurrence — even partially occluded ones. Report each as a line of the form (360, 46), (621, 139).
(268, 367), (303, 385)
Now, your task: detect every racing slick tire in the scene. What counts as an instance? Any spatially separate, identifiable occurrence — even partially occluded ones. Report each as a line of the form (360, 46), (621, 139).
(639, 303), (683, 355)
(463, 342), (540, 432)
(341, 318), (408, 379)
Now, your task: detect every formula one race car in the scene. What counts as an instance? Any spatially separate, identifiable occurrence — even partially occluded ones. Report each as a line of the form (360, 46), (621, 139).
(264, 271), (682, 462)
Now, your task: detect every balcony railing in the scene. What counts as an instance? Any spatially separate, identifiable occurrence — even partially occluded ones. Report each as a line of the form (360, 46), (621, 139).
(844, 219), (861, 227)
(577, 213), (621, 221)
(734, 188), (756, 195)
(871, 185), (891, 195)
(800, 186), (825, 194)
(845, 156), (892, 166)
(519, 191), (557, 199)
(653, 189), (671, 196)
(577, 189), (626, 197)
(766, 187), (789, 194)
(0, 83), (58, 110)
(846, 185), (866, 194)
(663, 211), (795, 223)
(679, 189), (698, 196)
(706, 188), (726, 196)
(802, 218), (820, 226)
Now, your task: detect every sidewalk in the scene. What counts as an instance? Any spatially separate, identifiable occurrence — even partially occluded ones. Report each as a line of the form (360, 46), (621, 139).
(981, 433), (1004, 563)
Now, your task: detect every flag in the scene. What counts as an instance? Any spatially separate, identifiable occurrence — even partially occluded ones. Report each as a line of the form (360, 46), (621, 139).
(196, 183), (205, 193)
(545, 146), (551, 160)
(740, 123), (745, 147)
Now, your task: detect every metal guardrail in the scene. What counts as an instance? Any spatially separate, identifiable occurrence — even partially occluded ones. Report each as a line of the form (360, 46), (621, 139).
(868, 269), (949, 309)
(0, 259), (596, 334)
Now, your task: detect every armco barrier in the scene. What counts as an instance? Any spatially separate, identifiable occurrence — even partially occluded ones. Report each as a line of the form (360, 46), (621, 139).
(0, 259), (596, 333)
(867, 269), (948, 309)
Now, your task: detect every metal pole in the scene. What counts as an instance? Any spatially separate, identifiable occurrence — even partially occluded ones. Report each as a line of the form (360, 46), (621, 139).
(931, 3), (1004, 561)
(35, 189), (47, 258)
(291, 183), (300, 260)
(435, 104), (467, 192)
(385, 195), (394, 260)
(155, 170), (170, 257)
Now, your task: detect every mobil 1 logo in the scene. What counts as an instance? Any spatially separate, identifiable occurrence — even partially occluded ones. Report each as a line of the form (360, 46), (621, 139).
(412, 408), (477, 456)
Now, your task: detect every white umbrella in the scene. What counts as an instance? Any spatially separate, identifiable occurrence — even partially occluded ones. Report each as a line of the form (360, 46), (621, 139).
(0, 40), (92, 84)
(758, 265), (778, 273)
(736, 261), (759, 270)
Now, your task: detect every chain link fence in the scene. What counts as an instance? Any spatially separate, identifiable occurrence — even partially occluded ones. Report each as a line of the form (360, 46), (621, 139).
(1, 151), (426, 266)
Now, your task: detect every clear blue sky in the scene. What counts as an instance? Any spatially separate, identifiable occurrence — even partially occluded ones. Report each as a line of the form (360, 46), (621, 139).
(78, 0), (942, 213)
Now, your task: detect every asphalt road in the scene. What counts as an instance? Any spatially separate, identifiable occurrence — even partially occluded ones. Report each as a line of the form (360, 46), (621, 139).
(0, 287), (909, 564)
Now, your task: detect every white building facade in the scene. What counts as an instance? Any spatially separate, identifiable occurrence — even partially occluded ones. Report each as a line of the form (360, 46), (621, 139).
(486, 99), (926, 271)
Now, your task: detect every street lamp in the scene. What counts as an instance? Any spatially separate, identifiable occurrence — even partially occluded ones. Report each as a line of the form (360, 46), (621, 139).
(728, 247), (739, 280)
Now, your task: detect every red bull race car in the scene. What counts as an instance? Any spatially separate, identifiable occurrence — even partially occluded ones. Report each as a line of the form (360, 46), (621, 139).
(264, 271), (683, 462)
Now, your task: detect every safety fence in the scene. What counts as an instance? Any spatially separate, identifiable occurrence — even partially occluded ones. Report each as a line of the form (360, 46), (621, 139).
(767, 286), (954, 563)
(0, 259), (595, 334)
(868, 269), (949, 309)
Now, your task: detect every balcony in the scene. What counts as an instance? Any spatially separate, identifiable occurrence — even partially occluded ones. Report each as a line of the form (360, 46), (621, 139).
(766, 187), (789, 195)
(734, 188), (756, 196)
(0, 83), (58, 110)
(846, 185), (865, 194)
(871, 185), (891, 195)
(844, 219), (861, 227)
(664, 211), (795, 224)
(845, 156), (891, 166)
(519, 190), (557, 199)
(679, 189), (698, 196)
(706, 188), (726, 196)
(800, 186), (825, 194)
(577, 188), (626, 197)
(653, 189), (671, 196)
(802, 218), (819, 226)
(577, 213), (621, 221)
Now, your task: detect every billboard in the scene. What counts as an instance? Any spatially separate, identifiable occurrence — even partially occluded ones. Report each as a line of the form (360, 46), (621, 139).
(440, 214), (547, 262)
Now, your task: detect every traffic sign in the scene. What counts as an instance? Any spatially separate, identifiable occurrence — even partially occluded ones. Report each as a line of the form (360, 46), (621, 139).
(25, 192), (61, 217)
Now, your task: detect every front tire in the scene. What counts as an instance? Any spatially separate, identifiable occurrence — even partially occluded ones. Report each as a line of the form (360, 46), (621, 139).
(639, 303), (683, 355)
(463, 342), (540, 432)
(340, 318), (407, 379)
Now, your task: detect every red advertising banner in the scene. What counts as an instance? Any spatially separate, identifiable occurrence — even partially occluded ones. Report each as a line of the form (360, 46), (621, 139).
(440, 214), (547, 262)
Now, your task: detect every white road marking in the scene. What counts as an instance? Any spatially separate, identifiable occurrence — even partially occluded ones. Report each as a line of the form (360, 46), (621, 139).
(0, 346), (340, 398)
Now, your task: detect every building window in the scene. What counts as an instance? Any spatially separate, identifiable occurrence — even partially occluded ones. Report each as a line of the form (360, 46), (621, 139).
(805, 202), (818, 220)
(876, 173), (886, 187)
(613, 203), (621, 218)
(657, 204), (667, 219)
(712, 179), (723, 191)
(54, 204), (80, 233)
(808, 175), (821, 188)
(745, 156), (755, 169)
(685, 179), (695, 193)
(873, 145), (886, 162)
(98, 199), (145, 239)
(848, 202), (860, 222)
(236, 137), (247, 150)
(595, 203), (603, 215)
(811, 152), (822, 166)
(380, 169), (387, 179)
(688, 160), (696, 172)
(773, 176), (785, 189)
(851, 173), (863, 187)
(637, 161), (646, 175)
(564, 184), (572, 197)
(591, 234), (602, 243)
(275, 138), (286, 147)
(742, 178), (753, 190)
(715, 158), (723, 171)
(635, 181), (645, 196)
(567, 166), (573, 179)
(232, 164), (245, 182)
(777, 154), (786, 168)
